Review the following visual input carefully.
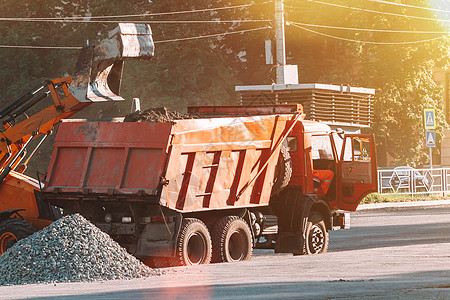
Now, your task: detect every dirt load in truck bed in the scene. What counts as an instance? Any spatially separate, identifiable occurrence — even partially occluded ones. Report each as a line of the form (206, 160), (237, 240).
(124, 107), (192, 123)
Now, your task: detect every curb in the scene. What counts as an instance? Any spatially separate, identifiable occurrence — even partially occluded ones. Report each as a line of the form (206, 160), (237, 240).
(357, 199), (450, 211)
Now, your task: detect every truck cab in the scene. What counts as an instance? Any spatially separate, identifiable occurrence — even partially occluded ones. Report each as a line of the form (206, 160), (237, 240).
(285, 120), (377, 211)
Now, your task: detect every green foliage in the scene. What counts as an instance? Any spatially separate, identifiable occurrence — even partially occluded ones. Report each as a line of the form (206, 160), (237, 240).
(120, 0), (273, 113)
(362, 192), (447, 203)
(285, 0), (450, 166)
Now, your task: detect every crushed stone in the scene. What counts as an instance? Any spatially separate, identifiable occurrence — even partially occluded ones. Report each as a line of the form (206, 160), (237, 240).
(123, 107), (192, 123)
(0, 214), (156, 286)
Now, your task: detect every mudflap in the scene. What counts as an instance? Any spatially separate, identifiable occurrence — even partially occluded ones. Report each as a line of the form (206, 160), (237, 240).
(272, 187), (313, 255)
(134, 211), (181, 258)
(276, 232), (304, 255)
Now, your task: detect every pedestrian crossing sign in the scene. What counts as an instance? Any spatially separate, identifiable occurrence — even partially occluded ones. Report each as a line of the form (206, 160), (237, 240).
(426, 130), (436, 147)
(423, 109), (436, 130)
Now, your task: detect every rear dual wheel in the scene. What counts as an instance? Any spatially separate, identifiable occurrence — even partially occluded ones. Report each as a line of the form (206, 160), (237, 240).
(212, 216), (252, 263)
(174, 218), (212, 266)
(170, 216), (253, 266)
(0, 219), (35, 255)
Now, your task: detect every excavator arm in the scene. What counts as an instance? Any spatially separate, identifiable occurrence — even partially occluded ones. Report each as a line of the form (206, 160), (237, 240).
(0, 23), (154, 179)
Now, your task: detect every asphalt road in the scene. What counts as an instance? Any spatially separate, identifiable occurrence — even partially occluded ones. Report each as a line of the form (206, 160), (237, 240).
(2, 205), (450, 299)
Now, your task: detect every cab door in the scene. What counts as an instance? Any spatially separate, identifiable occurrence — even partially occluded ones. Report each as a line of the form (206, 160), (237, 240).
(337, 134), (377, 211)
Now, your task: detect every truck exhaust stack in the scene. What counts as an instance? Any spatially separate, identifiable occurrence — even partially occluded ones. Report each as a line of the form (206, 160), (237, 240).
(70, 23), (154, 102)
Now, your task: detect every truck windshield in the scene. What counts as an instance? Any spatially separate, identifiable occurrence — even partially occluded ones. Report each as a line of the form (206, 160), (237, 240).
(310, 135), (334, 160)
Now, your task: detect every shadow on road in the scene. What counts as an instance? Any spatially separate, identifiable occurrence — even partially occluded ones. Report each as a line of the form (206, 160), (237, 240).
(329, 221), (450, 252)
(24, 270), (450, 300)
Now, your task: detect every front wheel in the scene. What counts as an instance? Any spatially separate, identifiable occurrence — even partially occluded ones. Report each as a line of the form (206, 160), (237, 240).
(0, 218), (36, 255)
(174, 218), (212, 266)
(303, 212), (329, 255)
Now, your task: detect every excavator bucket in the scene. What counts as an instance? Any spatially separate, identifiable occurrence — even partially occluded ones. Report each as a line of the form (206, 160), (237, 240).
(69, 23), (154, 102)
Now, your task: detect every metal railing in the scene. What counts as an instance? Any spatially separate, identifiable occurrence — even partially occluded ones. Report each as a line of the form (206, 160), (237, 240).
(378, 167), (450, 195)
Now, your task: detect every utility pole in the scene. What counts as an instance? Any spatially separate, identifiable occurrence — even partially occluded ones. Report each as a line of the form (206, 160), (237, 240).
(274, 0), (298, 85)
(275, 0), (286, 71)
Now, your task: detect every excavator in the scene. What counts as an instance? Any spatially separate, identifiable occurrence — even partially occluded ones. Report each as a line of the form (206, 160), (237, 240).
(0, 23), (154, 254)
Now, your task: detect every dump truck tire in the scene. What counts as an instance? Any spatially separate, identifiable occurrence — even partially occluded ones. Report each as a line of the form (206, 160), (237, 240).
(272, 145), (292, 194)
(303, 212), (329, 255)
(211, 216), (253, 263)
(0, 218), (35, 255)
(174, 218), (212, 266)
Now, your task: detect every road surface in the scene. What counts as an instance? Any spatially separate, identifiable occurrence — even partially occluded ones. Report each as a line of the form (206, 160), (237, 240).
(2, 205), (450, 299)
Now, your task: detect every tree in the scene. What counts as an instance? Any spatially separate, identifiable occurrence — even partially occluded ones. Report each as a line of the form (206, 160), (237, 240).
(284, 0), (450, 166)
(120, 0), (273, 113)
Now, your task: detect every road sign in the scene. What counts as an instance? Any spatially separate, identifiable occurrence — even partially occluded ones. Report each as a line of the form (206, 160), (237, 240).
(426, 130), (436, 147)
(424, 109), (436, 130)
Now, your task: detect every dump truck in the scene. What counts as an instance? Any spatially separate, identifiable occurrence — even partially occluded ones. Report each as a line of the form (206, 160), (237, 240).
(37, 104), (377, 266)
(0, 23), (154, 254)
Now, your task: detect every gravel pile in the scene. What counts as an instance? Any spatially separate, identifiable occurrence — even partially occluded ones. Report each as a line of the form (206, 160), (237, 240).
(0, 214), (156, 286)
(124, 107), (191, 122)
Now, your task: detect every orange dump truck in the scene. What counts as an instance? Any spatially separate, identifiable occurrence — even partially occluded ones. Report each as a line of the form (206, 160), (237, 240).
(37, 104), (377, 266)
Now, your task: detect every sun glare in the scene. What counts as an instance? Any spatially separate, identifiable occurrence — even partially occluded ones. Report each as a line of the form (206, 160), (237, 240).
(427, 0), (450, 30)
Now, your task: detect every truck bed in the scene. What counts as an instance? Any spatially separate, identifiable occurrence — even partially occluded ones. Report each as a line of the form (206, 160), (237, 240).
(43, 114), (296, 212)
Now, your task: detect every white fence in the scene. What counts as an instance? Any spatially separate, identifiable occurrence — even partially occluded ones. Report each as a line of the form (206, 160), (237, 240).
(378, 167), (450, 195)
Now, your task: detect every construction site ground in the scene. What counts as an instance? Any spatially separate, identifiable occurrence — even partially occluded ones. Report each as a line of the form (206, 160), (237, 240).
(2, 201), (450, 299)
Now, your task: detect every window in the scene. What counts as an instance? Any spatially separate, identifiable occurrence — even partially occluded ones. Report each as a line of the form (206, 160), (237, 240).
(310, 135), (334, 160)
(353, 137), (371, 161)
(342, 137), (353, 161)
(342, 136), (371, 162)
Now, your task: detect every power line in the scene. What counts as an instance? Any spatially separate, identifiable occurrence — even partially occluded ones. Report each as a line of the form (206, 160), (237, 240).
(0, 26), (271, 49)
(0, 18), (270, 24)
(0, 2), (272, 21)
(154, 26), (271, 44)
(289, 23), (447, 45)
(366, 0), (450, 14)
(301, 0), (450, 24)
(288, 21), (449, 34)
(0, 45), (81, 50)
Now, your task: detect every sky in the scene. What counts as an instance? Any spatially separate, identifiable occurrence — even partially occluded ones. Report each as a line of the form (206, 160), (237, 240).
(427, 0), (450, 30)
